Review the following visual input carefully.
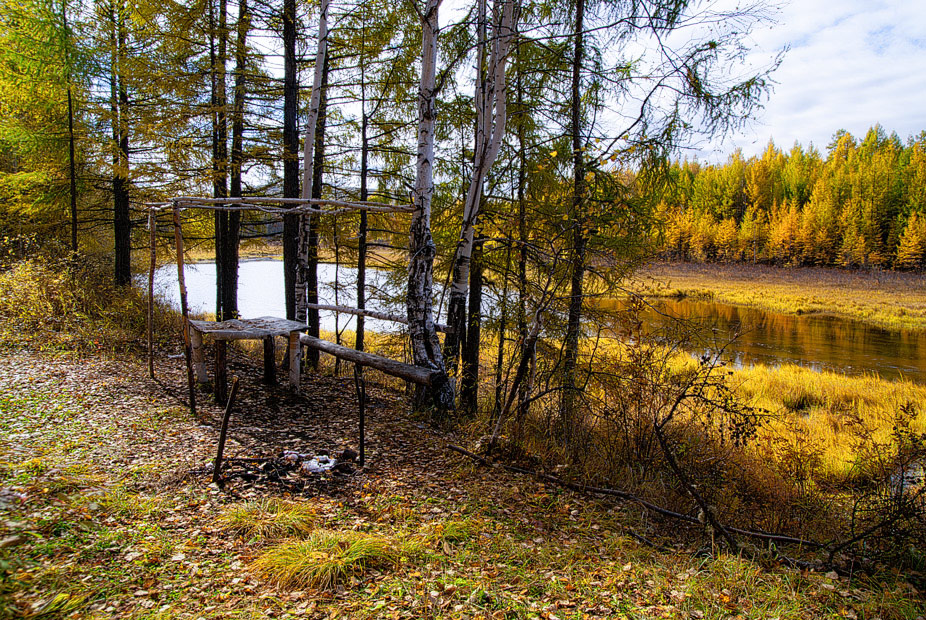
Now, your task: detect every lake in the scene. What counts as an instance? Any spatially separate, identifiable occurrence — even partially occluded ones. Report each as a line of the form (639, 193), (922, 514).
(152, 260), (926, 383)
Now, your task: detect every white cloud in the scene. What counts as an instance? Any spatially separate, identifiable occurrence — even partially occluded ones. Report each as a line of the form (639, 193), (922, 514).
(707, 0), (926, 160)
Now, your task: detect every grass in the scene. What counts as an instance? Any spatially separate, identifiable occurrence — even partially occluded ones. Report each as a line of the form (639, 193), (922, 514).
(219, 499), (316, 540)
(634, 261), (926, 331)
(252, 530), (420, 590)
(734, 363), (926, 481)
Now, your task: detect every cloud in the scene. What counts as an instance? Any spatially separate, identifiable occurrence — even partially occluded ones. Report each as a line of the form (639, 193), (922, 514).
(707, 0), (926, 159)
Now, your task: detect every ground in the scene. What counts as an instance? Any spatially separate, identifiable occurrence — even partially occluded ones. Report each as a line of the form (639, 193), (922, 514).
(0, 346), (923, 619)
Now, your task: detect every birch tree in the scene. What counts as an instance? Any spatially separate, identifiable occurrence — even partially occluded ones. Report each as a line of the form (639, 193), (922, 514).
(407, 0), (454, 411)
(442, 0), (517, 373)
(295, 0), (328, 337)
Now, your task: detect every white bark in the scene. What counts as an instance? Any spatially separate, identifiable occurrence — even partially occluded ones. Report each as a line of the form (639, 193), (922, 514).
(407, 0), (453, 409)
(444, 0), (517, 366)
(295, 0), (329, 321)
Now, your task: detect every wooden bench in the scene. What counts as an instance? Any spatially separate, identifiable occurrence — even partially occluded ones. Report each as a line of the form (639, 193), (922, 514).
(189, 316), (307, 402)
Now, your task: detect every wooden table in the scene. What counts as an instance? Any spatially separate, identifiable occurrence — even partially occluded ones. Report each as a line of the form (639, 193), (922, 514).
(189, 316), (307, 402)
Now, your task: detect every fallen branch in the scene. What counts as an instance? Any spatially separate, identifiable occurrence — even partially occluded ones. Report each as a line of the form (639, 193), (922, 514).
(447, 444), (825, 549)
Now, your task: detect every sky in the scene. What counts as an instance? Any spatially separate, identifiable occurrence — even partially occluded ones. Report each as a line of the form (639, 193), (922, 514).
(709, 0), (926, 160)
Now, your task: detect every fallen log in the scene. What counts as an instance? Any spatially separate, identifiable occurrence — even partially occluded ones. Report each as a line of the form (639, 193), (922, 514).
(447, 444), (825, 549)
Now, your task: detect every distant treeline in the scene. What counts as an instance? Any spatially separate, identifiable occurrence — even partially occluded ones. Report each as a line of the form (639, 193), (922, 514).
(660, 125), (926, 270)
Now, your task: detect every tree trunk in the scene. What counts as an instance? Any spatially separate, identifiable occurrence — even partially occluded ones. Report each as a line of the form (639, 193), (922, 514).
(407, 0), (453, 412)
(281, 0), (299, 321)
(303, 56), (329, 369)
(62, 0), (78, 255)
(212, 0), (230, 320)
(443, 0), (516, 372)
(515, 54), (529, 423)
(111, 0), (130, 286)
(460, 238), (483, 416)
(227, 0), (249, 320)
(560, 0), (587, 443)
(356, 110), (369, 352)
(296, 0), (328, 332)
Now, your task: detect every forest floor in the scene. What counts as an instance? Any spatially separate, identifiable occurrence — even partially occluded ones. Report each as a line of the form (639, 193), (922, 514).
(1, 345), (924, 620)
(634, 262), (926, 331)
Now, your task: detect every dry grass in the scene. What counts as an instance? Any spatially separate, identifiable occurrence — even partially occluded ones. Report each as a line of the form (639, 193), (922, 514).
(252, 530), (421, 589)
(219, 499), (316, 540)
(734, 363), (926, 480)
(635, 261), (926, 331)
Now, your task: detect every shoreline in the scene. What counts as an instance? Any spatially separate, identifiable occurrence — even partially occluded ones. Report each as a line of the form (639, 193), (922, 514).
(633, 261), (926, 332)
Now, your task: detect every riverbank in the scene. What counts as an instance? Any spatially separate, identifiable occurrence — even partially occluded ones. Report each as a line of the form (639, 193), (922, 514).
(634, 262), (926, 331)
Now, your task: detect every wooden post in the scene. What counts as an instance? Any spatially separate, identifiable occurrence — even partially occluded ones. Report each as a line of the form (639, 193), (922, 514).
(214, 340), (228, 404)
(288, 331), (301, 392)
(147, 208), (156, 378)
(173, 204), (196, 416)
(191, 329), (208, 383)
(353, 365), (366, 467)
(213, 376), (240, 484)
(263, 337), (277, 384)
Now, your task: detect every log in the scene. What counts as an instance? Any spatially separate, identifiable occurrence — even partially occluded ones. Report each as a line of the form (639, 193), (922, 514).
(304, 302), (450, 332)
(299, 334), (438, 386)
(214, 340), (228, 404)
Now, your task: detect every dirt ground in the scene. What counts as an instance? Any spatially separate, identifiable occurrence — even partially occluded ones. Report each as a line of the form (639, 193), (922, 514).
(0, 346), (923, 619)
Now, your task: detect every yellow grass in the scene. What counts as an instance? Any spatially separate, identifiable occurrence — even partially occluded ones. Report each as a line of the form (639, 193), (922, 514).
(732, 363), (926, 479)
(634, 261), (926, 331)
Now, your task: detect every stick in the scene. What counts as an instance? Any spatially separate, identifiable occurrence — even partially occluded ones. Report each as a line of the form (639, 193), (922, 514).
(173, 204), (196, 416)
(148, 209), (156, 379)
(353, 365), (366, 467)
(213, 376), (240, 483)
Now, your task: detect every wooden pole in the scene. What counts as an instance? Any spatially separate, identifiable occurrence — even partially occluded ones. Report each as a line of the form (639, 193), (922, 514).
(213, 376), (240, 483)
(173, 204), (196, 416)
(353, 365), (366, 467)
(147, 209), (156, 378)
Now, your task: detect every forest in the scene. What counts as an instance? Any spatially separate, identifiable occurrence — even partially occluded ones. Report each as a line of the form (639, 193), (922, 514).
(0, 0), (925, 617)
(660, 127), (926, 270)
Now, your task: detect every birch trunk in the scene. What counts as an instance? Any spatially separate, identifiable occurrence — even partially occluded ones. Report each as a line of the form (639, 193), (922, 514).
(295, 0), (329, 324)
(443, 0), (516, 370)
(407, 0), (453, 411)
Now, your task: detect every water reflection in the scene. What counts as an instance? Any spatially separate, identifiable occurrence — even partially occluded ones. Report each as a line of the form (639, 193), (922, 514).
(152, 260), (926, 383)
(151, 260), (406, 334)
(599, 298), (926, 383)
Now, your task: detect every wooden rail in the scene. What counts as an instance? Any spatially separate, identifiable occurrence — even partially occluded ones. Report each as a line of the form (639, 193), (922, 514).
(304, 302), (450, 333)
(299, 335), (439, 385)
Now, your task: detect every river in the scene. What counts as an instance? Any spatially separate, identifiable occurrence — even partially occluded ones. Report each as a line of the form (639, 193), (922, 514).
(152, 259), (926, 383)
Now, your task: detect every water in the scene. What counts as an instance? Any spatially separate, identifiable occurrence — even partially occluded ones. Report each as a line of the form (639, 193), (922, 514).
(623, 298), (926, 383)
(152, 259), (926, 383)
(151, 259), (406, 334)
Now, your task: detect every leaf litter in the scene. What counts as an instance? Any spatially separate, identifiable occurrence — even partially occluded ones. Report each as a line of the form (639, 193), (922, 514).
(0, 347), (922, 619)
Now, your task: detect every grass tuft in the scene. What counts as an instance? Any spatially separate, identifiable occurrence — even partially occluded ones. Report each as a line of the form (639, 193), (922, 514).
(253, 529), (418, 589)
(219, 499), (316, 540)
